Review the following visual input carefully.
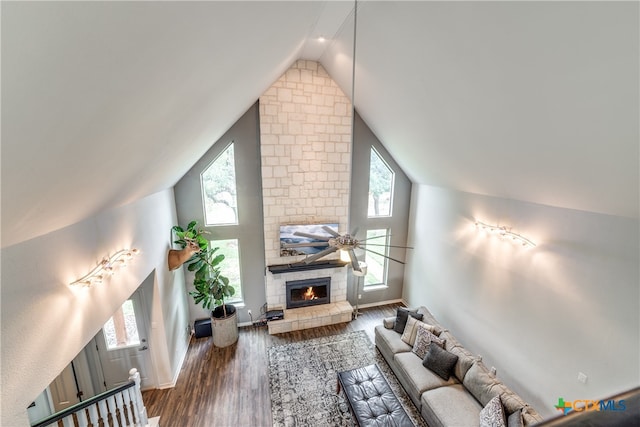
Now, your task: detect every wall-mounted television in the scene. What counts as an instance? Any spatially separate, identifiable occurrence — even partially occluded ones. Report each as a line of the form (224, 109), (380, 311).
(279, 223), (339, 257)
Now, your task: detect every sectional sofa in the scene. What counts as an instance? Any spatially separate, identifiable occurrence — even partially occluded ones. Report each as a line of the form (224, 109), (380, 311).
(374, 306), (543, 427)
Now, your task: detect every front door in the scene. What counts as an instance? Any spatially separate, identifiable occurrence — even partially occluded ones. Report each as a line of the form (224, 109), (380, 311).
(95, 290), (153, 389)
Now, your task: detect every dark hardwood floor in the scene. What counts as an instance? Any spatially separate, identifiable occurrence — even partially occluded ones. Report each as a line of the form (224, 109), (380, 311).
(142, 303), (402, 427)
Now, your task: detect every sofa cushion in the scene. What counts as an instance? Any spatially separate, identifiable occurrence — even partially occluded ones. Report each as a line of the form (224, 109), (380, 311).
(393, 307), (423, 333)
(480, 395), (507, 427)
(374, 325), (411, 362)
(448, 346), (477, 381)
(438, 330), (476, 380)
(415, 306), (445, 335)
(499, 387), (528, 416)
(393, 351), (458, 408)
(440, 331), (461, 349)
(463, 361), (503, 407)
(422, 342), (459, 380)
(412, 325), (445, 358)
(383, 316), (396, 329)
(421, 384), (483, 427)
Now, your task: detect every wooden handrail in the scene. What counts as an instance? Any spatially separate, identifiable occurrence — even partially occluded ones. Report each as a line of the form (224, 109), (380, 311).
(30, 381), (135, 427)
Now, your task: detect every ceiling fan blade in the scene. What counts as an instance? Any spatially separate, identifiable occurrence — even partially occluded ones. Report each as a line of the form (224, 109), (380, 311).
(293, 231), (331, 241)
(362, 243), (414, 249)
(303, 246), (338, 264)
(359, 234), (391, 242)
(348, 249), (360, 271)
(321, 226), (341, 238)
(362, 247), (406, 265)
(282, 241), (330, 248)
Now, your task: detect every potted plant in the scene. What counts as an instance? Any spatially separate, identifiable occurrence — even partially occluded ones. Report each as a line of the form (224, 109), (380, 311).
(171, 221), (238, 347)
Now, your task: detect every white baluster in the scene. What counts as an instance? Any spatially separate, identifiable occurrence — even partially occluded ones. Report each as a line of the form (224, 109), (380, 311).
(115, 391), (130, 425)
(107, 394), (121, 427)
(128, 368), (149, 427)
(123, 387), (134, 424)
(61, 414), (74, 427)
(76, 407), (89, 426)
(88, 402), (100, 425)
(98, 399), (110, 425)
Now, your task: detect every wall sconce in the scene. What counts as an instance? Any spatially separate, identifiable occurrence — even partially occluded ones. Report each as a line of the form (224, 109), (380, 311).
(475, 220), (536, 247)
(71, 248), (140, 286)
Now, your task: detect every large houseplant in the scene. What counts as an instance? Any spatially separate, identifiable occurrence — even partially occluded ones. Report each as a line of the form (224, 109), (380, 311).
(172, 221), (238, 347)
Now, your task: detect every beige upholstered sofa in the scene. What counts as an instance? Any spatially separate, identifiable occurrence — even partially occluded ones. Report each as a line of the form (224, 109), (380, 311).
(374, 306), (543, 427)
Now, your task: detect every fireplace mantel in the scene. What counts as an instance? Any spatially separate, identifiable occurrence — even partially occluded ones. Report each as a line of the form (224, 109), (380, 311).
(267, 259), (349, 274)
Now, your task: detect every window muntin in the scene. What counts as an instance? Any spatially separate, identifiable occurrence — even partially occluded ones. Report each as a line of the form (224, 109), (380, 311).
(211, 238), (243, 303)
(367, 147), (395, 218)
(201, 143), (238, 225)
(364, 229), (389, 287)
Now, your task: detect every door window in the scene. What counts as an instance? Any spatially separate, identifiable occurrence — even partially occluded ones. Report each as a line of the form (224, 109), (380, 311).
(103, 299), (141, 350)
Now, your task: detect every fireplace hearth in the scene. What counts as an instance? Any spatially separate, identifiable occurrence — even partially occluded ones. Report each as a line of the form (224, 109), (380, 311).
(286, 277), (331, 309)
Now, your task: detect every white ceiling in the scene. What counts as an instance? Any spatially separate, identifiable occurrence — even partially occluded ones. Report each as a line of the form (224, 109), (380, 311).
(2, 1), (638, 248)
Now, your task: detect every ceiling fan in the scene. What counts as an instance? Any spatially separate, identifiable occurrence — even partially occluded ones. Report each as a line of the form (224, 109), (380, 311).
(281, 225), (412, 272)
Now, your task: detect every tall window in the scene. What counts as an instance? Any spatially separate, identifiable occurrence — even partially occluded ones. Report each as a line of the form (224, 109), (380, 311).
(201, 143), (238, 225)
(211, 238), (243, 303)
(363, 229), (389, 287)
(368, 147), (394, 217)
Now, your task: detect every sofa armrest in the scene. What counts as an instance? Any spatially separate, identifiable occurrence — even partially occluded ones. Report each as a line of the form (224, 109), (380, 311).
(383, 316), (396, 329)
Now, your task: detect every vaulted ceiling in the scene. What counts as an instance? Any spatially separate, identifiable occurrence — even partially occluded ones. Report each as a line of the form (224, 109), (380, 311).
(2, 1), (637, 248)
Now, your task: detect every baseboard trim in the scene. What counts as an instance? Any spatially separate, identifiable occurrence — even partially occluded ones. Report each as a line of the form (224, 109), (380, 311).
(356, 298), (404, 310)
(158, 332), (191, 389)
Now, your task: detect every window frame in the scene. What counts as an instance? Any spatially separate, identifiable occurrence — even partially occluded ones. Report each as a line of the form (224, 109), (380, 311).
(209, 237), (244, 304)
(200, 141), (239, 227)
(367, 146), (396, 219)
(362, 228), (390, 288)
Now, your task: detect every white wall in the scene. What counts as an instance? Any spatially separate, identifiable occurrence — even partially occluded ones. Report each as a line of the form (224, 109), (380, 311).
(404, 185), (639, 419)
(1, 189), (190, 426)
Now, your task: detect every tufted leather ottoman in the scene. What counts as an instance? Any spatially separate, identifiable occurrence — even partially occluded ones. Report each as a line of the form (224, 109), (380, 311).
(337, 364), (414, 426)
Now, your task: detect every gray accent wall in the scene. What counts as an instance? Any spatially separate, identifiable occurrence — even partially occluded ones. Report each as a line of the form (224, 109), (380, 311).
(174, 102), (266, 326)
(404, 184), (640, 419)
(349, 112), (412, 306)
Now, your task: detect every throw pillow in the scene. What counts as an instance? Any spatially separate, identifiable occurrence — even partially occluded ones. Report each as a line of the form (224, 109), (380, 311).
(393, 307), (423, 334)
(422, 342), (458, 380)
(401, 317), (436, 346)
(507, 408), (524, 427)
(412, 324), (444, 358)
(480, 395), (507, 427)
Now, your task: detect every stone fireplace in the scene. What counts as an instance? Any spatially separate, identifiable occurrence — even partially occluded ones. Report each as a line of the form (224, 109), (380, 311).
(260, 60), (354, 334)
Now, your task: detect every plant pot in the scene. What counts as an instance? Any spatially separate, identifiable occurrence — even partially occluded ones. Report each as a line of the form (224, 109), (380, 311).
(211, 304), (238, 348)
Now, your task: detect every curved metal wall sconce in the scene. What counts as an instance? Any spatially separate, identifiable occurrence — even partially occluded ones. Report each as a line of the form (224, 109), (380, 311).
(70, 248), (140, 286)
(475, 220), (536, 247)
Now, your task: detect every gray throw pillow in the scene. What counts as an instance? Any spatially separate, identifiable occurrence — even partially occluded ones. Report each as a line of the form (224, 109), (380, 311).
(507, 409), (524, 427)
(422, 342), (459, 380)
(393, 307), (423, 334)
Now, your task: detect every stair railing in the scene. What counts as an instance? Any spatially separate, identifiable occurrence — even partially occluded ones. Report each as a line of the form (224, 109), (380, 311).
(31, 368), (149, 427)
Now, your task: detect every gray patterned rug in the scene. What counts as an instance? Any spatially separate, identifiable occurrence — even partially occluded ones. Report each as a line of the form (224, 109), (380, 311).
(268, 330), (428, 426)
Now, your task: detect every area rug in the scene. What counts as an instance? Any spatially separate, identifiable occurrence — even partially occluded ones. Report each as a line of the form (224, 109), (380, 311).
(268, 330), (428, 427)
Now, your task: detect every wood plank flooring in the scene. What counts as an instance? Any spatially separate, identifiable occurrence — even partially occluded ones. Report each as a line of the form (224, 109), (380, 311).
(142, 303), (402, 427)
